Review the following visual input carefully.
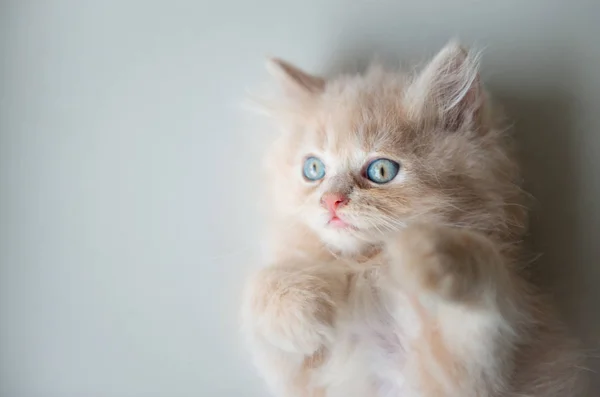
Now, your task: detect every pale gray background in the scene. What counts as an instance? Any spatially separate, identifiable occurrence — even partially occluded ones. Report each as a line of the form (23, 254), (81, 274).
(1, 1), (599, 396)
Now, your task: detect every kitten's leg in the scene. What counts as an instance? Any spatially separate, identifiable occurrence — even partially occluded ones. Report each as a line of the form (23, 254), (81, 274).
(241, 262), (348, 397)
(386, 224), (527, 397)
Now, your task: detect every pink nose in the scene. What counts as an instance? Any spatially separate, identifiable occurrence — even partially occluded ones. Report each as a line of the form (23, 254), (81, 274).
(320, 192), (349, 213)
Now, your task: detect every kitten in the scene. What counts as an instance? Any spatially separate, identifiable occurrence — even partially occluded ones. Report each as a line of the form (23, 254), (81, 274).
(241, 42), (585, 397)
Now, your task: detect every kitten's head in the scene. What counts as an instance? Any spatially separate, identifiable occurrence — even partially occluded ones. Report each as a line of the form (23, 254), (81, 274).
(262, 42), (526, 255)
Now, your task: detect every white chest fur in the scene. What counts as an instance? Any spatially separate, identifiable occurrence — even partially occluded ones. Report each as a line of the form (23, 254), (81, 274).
(315, 269), (422, 397)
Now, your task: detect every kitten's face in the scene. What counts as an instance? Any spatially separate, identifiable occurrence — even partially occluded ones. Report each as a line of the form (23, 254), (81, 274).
(264, 44), (525, 254)
(272, 93), (420, 253)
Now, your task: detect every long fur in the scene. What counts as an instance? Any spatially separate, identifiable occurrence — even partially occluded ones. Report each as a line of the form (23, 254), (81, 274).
(241, 42), (586, 397)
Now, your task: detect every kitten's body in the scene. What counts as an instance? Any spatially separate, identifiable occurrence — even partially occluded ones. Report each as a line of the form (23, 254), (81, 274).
(242, 43), (584, 397)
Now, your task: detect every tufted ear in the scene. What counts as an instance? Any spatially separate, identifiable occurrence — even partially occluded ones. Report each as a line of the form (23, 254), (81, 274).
(405, 41), (484, 131)
(266, 58), (325, 97)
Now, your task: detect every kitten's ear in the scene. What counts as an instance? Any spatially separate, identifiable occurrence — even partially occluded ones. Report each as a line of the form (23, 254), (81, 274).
(266, 58), (325, 97)
(405, 42), (484, 131)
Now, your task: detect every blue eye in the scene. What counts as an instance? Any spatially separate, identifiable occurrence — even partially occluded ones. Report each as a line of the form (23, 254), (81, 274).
(366, 158), (400, 184)
(303, 157), (326, 181)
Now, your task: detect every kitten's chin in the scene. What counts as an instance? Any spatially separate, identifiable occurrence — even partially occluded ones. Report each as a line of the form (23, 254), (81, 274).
(316, 227), (378, 257)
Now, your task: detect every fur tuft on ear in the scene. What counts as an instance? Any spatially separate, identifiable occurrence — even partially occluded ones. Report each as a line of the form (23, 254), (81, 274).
(266, 58), (325, 97)
(405, 41), (484, 131)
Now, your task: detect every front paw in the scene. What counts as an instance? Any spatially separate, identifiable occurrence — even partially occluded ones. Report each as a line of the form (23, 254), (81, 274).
(242, 264), (346, 355)
(385, 224), (496, 301)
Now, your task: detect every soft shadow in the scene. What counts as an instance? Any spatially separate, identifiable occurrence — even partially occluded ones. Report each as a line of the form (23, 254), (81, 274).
(494, 90), (600, 393)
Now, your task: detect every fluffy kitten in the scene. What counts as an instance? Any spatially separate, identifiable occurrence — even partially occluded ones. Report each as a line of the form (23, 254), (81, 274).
(241, 42), (585, 397)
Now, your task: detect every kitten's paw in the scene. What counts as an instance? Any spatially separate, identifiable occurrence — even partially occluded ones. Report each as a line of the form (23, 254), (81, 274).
(385, 224), (492, 301)
(242, 265), (345, 355)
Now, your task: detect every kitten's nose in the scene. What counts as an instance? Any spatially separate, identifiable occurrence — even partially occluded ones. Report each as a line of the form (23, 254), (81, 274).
(320, 192), (349, 213)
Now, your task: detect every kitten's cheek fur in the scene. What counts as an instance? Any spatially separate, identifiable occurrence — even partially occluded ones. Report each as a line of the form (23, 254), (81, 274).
(242, 265), (346, 355)
(384, 224), (496, 302)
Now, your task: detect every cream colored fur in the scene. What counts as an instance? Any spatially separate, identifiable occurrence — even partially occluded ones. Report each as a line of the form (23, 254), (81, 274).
(241, 42), (585, 397)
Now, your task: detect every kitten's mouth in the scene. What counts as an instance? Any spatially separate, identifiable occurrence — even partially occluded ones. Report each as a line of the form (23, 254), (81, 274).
(327, 215), (356, 230)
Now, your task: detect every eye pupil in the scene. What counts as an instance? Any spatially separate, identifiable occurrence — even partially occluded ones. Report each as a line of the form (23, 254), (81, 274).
(303, 157), (325, 181)
(366, 158), (400, 184)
